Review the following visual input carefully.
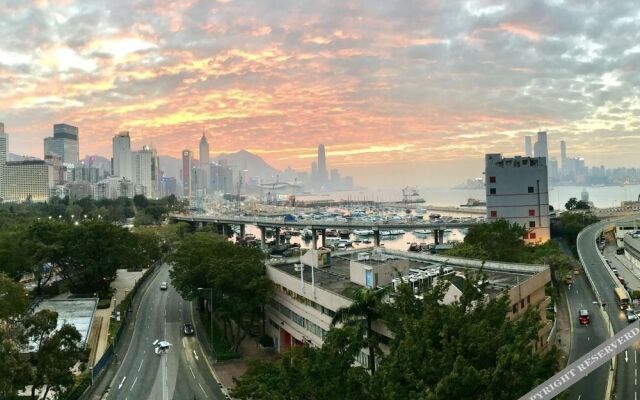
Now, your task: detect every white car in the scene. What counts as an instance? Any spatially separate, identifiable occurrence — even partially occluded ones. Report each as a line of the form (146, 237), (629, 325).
(160, 282), (168, 290)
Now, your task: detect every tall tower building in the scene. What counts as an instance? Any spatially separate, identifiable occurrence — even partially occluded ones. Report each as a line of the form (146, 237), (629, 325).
(485, 154), (550, 243)
(43, 123), (79, 165)
(560, 140), (567, 172)
(533, 131), (548, 160)
(317, 144), (327, 184)
(199, 132), (210, 192)
(112, 131), (133, 179)
(524, 136), (532, 157)
(134, 146), (159, 198)
(182, 149), (192, 198)
(0, 123), (7, 197)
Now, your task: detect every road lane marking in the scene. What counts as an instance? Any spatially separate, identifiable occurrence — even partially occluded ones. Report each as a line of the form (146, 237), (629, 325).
(138, 359), (144, 372)
(130, 376), (138, 391)
(193, 349), (199, 361)
(189, 365), (196, 378)
(627, 351), (629, 363)
(118, 376), (127, 389)
(199, 383), (208, 397)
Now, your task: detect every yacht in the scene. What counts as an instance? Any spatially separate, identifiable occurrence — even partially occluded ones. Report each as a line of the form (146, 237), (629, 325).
(390, 229), (405, 235)
(413, 229), (432, 235)
(353, 229), (374, 236)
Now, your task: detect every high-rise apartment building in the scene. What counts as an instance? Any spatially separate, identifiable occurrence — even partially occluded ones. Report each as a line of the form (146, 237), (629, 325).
(182, 149), (192, 198)
(533, 131), (548, 160)
(43, 124), (79, 165)
(524, 136), (532, 157)
(199, 133), (210, 192)
(560, 140), (567, 172)
(0, 123), (7, 197)
(485, 154), (550, 243)
(112, 131), (133, 180)
(134, 146), (159, 198)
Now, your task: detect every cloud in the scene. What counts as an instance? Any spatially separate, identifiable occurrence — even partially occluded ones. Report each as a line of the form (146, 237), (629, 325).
(1, 0), (639, 186)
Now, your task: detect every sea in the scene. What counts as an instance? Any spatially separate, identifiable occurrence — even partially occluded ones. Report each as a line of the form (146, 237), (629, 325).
(244, 184), (640, 251)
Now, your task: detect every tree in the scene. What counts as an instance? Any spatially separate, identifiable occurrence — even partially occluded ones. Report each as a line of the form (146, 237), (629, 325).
(0, 229), (30, 280)
(0, 273), (30, 320)
(565, 197), (590, 211)
(170, 233), (273, 351)
(22, 310), (84, 400)
(331, 288), (386, 374)
(22, 221), (67, 296)
(133, 194), (149, 209)
(446, 219), (527, 262)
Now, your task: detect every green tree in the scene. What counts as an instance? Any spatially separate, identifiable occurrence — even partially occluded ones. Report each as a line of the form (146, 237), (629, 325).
(22, 310), (84, 400)
(0, 273), (30, 320)
(565, 197), (590, 211)
(0, 229), (30, 280)
(22, 221), (67, 296)
(170, 233), (273, 351)
(331, 288), (386, 374)
(447, 219), (527, 262)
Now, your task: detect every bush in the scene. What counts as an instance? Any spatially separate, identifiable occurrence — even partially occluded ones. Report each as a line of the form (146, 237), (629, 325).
(97, 298), (112, 309)
(259, 334), (274, 348)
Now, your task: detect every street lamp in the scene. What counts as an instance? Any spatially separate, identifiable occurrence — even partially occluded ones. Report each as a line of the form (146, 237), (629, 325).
(197, 287), (214, 352)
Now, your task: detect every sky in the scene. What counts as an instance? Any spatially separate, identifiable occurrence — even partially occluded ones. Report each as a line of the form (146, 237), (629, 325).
(1, 0), (639, 187)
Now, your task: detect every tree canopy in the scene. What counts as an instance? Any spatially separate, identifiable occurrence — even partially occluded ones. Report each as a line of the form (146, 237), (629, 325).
(565, 197), (590, 211)
(170, 233), (273, 351)
(234, 277), (561, 400)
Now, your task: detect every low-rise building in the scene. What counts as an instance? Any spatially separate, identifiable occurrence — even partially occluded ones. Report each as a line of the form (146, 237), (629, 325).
(265, 248), (552, 367)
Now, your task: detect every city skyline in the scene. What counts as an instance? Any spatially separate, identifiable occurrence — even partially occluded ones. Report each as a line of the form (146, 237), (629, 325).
(1, 1), (640, 187)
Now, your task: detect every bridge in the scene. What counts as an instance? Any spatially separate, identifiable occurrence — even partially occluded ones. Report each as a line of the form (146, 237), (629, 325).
(171, 214), (482, 249)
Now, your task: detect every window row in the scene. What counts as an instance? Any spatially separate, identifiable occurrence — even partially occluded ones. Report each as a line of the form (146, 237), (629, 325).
(487, 184), (536, 195)
(272, 301), (328, 340)
(274, 283), (336, 318)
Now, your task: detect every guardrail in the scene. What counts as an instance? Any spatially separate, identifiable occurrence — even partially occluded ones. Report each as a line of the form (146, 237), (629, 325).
(576, 223), (616, 400)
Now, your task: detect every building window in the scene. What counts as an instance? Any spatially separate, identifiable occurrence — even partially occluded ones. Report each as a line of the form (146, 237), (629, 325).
(490, 211), (497, 218)
(530, 232), (536, 239)
(490, 188), (496, 195)
(528, 186), (534, 193)
(520, 299), (525, 309)
(527, 295), (531, 304)
(523, 233), (529, 239)
(529, 209), (535, 217)
(512, 303), (518, 313)
(489, 176), (496, 183)
(529, 221), (536, 228)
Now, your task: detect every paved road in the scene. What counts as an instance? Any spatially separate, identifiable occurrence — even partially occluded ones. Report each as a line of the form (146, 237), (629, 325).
(578, 221), (640, 400)
(106, 264), (225, 400)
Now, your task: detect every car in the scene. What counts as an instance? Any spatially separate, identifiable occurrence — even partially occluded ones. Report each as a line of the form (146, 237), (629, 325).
(611, 268), (618, 275)
(160, 282), (168, 290)
(579, 309), (590, 325)
(620, 277), (626, 285)
(626, 309), (638, 323)
(183, 323), (195, 335)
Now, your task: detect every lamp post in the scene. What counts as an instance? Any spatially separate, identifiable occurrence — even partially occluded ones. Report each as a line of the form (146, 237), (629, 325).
(197, 287), (213, 352)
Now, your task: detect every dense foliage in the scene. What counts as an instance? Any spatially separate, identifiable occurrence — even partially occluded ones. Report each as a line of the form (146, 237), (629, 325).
(233, 278), (561, 400)
(565, 197), (591, 211)
(170, 233), (274, 351)
(0, 274), (84, 399)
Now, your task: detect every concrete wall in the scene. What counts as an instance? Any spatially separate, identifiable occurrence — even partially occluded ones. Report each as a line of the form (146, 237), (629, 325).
(485, 153), (550, 243)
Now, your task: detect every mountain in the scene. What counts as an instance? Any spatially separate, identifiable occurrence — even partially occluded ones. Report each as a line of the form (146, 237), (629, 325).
(214, 150), (280, 181)
(159, 155), (182, 180)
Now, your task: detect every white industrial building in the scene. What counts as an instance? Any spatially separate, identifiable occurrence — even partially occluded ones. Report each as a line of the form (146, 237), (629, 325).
(485, 154), (551, 243)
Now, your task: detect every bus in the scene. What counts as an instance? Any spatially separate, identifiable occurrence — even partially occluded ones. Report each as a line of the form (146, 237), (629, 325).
(614, 287), (630, 310)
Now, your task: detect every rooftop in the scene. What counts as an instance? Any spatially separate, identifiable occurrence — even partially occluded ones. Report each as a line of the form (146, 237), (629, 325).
(31, 298), (98, 350)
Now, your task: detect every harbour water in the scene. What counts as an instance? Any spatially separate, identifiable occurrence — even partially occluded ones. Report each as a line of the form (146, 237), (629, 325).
(295, 184), (640, 210)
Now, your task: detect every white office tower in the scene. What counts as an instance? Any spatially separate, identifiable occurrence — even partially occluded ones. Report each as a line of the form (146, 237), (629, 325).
(134, 146), (159, 198)
(533, 131), (548, 160)
(112, 131), (133, 180)
(2, 160), (55, 203)
(199, 133), (210, 193)
(485, 154), (550, 243)
(0, 123), (7, 197)
(560, 140), (567, 172)
(524, 136), (532, 157)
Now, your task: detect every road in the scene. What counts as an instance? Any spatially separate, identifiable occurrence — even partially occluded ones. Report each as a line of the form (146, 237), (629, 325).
(106, 264), (225, 400)
(578, 220), (640, 400)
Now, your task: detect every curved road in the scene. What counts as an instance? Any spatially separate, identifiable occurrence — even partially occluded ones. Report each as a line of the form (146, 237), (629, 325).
(107, 264), (225, 400)
(578, 220), (639, 400)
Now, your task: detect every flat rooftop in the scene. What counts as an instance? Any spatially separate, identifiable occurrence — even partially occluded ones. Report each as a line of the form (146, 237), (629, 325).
(271, 249), (542, 299)
(32, 298), (97, 349)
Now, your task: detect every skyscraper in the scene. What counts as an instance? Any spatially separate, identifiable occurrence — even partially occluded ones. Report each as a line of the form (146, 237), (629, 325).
(560, 140), (567, 171)
(533, 131), (548, 160)
(112, 131), (133, 179)
(0, 123), (7, 197)
(182, 149), (192, 198)
(43, 123), (79, 165)
(524, 136), (532, 157)
(199, 132), (210, 192)
(317, 144), (328, 184)
(134, 146), (159, 198)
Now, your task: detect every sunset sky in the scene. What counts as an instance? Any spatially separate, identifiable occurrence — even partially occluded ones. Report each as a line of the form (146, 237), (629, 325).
(1, 0), (639, 186)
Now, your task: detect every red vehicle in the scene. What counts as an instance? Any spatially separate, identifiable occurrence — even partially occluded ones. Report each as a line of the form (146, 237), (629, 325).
(579, 309), (590, 325)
